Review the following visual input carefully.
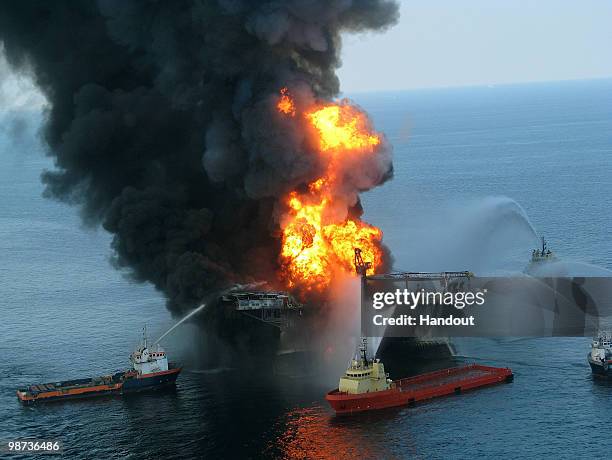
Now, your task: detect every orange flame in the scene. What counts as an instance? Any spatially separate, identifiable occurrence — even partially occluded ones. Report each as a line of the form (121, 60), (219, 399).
(277, 87), (296, 116)
(277, 88), (384, 291)
(307, 105), (380, 153)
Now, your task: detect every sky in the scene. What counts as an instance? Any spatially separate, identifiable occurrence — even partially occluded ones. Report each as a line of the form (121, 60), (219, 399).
(338, 0), (612, 93)
(0, 45), (45, 112)
(1, 1), (612, 107)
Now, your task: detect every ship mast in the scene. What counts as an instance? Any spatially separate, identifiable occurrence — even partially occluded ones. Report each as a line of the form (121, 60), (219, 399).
(354, 248), (371, 329)
(359, 337), (369, 365)
(142, 325), (148, 349)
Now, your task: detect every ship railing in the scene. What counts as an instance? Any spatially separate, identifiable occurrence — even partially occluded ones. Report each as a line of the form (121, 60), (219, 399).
(596, 331), (612, 341)
(394, 364), (510, 392)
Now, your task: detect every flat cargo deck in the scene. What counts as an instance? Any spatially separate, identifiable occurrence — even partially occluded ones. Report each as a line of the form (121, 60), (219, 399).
(326, 364), (513, 415)
(396, 364), (511, 394)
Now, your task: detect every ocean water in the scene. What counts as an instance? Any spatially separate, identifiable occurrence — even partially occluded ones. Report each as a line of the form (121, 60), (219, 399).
(1, 79), (611, 459)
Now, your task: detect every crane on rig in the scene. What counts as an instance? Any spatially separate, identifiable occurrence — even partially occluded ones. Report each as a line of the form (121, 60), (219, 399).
(353, 248), (474, 373)
(353, 248), (472, 288)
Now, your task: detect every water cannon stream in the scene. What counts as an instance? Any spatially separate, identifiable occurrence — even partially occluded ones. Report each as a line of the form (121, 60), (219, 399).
(154, 303), (208, 345)
(154, 281), (268, 345)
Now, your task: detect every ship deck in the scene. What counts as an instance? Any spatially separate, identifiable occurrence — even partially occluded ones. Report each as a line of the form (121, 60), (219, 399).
(394, 364), (506, 392)
(326, 364), (513, 414)
(20, 374), (122, 394)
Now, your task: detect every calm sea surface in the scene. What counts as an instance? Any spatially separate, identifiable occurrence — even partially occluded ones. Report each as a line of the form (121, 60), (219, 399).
(1, 79), (611, 459)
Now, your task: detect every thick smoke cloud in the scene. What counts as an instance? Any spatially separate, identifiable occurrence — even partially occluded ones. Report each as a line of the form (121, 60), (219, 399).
(0, 0), (398, 313)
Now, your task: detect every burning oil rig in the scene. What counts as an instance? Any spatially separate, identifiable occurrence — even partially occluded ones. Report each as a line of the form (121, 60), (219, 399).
(185, 81), (471, 378)
(354, 248), (472, 377)
(200, 248), (471, 378)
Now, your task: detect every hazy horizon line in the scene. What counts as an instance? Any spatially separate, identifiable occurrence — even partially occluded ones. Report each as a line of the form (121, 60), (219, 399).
(341, 75), (612, 96)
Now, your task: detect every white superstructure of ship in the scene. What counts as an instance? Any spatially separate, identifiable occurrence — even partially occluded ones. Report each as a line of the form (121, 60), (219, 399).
(129, 326), (169, 375)
(530, 237), (557, 264)
(588, 331), (612, 377)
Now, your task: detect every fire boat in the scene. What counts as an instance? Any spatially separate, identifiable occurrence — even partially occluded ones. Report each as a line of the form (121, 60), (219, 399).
(526, 237), (557, 274)
(326, 338), (513, 415)
(588, 331), (612, 377)
(16, 327), (181, 404)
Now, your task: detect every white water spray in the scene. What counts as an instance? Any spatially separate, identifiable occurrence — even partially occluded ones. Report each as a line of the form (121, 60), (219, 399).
(155, 302), (208, 344)
(154, 281), (267, 344)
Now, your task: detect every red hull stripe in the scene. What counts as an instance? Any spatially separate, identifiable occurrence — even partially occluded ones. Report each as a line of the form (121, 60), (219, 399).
(326, 364), (513, 414)
(136, 368), (182, 379)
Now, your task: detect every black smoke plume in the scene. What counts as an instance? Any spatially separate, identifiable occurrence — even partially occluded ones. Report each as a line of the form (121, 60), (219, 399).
(0, 1), (398, 313)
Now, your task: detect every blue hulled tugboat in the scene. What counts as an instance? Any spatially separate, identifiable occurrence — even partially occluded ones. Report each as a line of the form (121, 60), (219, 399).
(17, 327), (181, 404)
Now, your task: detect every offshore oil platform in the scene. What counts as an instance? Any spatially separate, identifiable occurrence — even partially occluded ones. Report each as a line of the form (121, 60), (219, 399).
(201, 248), (471, 378)
(354, 248), (472, 377)
(219, 291), (302, 329)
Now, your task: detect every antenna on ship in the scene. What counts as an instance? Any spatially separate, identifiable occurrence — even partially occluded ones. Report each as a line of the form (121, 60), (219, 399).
(142, 324), (148, 349)
(360, 337), (369, 365)
(354, 248), (371, 348)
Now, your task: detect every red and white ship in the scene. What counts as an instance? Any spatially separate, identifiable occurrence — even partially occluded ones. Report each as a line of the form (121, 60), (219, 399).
(326, 338), (513, 415)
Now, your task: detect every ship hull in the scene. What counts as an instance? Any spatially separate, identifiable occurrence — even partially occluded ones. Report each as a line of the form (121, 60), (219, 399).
(17, 367), (181, 404)
(18, 387), (121, 405)
(326, 364), (513, 415)
(588, 355), (612, 378)
(121, 368), (181, 393)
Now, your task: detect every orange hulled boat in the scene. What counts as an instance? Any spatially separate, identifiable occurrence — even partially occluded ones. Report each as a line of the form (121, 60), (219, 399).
(326, 338), (513, 415)
(17, 327), (181, 404)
